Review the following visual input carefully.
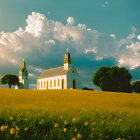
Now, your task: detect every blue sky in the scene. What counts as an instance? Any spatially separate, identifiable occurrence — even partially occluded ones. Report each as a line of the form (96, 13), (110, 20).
(0, 0), (140, 37)
(0, 0), (140, 89)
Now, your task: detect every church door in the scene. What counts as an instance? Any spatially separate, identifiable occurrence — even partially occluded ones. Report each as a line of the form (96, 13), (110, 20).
(62, 79), (65, 89)
(73, 80), (76, 89)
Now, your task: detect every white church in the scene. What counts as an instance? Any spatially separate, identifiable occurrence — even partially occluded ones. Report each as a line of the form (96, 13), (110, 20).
(15, 60), (29, 89)
(37, 49), (79, 90)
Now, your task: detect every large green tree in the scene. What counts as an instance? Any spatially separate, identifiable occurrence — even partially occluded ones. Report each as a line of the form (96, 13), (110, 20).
(0, 74), (19, 89)
(92, 66), (132, 93)
(131, 81), (140, 93)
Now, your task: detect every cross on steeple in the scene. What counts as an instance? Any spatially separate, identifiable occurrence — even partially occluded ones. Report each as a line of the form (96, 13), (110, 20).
(67, 48), (69, 52)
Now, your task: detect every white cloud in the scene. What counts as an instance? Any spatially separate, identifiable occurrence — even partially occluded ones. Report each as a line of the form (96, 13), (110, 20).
(110, 34), (116, 39)
(118, 42), (140, 69)
(0, 12), (140, 88)
(44, 40), (56, 45)
(67, 17), (75, 25)
(103, 1), (109, 7)
(137, 35), (140, 40)
(131, 26), (136, 33)
(127, 33), (135, 40)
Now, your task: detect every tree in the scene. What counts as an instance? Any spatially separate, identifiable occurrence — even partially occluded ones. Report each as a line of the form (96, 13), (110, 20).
(131, 81), (140, 93)
(92, 66), (132, 93)
(0, 74), (19, 89)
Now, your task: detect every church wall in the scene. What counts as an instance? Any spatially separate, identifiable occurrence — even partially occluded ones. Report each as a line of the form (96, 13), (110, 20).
(67, 67), (79, 89)
(37, 75), (67, 90)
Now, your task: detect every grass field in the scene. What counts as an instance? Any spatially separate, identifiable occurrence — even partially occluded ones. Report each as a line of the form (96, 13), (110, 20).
(0, 88), (139, 140)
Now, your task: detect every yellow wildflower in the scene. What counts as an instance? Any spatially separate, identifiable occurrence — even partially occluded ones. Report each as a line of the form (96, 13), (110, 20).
(71, 138), (76, 140)
(60, 116), (63, 119)
(63, 128), (67, 132)
(9, 117), (13, 121)
(72, 117), (77, 123)
(116, 138), (121, 140)
(77, 133), (82, 139)
(92, 128), (95, 131)
(54, 123), (59, 128)
(10, 128), (15, 135)
(16, 126), (19, 131)
(25, 127), (28, 131)
(25, 118), (28, 121)
(4, 125), (8, 129)
(64, 120), (67, 125)
(84, 121), (88, 126)
(74, 128), (77, 132)
(1, 125), (8, 131)
(39, 121), (42, 125)
(93, 121), (96, 125)
(119, 119), (122, 122)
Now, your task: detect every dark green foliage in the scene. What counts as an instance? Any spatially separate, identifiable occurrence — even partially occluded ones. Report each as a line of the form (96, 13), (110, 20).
(92, 66), (132, 93)
(82, 87), (94, 90)
(0, 74), (19, 89)
(131, 81), (140, 93)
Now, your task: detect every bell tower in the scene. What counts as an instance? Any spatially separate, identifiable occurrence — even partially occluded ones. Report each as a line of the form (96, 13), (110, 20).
(19, 59), (29, 89)
(64, 48), (72, 70)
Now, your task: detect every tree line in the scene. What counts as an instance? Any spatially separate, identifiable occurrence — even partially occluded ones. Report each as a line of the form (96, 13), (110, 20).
(92, 66), (140, 93)
(0, 66), (140, 93)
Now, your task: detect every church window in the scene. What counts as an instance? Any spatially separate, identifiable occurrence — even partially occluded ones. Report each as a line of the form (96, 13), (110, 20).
(44, 81), (45, 88)
(41, 82), (42, 89)
(46, 81), (48, 89)
(54, 80), (56, 87)
(58, 79), (60, 87)
(50, 80), (52, 87)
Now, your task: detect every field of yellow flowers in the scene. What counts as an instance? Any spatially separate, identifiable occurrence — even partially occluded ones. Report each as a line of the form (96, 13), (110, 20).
(0, 88), (139, 140)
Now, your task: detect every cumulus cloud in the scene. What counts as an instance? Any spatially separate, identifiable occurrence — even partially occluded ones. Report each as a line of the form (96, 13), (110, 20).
(118, 42), (140, 69)
(137, 35), (140, 40)
(67, 17), (75, 25)
(103, 1), (109, 7)
(0, 12), (140, 88)
(110, 34), (116, 39)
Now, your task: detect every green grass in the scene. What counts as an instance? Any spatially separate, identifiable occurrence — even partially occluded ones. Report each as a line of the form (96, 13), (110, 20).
(0, 88), (139, 140)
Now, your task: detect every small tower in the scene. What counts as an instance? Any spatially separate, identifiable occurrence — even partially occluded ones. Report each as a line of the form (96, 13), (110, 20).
(64, 48), (72, 70)
(19, 59), (29, 89)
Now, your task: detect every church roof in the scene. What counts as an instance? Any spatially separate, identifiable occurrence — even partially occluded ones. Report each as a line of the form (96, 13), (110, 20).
(37, 66), (71, 79)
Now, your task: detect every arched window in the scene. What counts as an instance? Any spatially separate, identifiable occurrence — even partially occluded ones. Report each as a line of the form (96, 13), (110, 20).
(58, 79), (60, 87)
(44, 81), (45, 88)
(46, 81), (48, 89)
(41, 82), (42, 89)
(54, 80), (56, 87)
(50, 80), (52, 87)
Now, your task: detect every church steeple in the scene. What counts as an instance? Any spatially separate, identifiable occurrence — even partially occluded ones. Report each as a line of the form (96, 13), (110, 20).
(18, 60), (29, 89)
(64, 48), (72, 70)
(22, 59), (26, 69)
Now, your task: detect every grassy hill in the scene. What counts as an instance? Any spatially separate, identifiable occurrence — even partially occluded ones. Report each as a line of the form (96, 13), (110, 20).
(0, 88), (139, 139)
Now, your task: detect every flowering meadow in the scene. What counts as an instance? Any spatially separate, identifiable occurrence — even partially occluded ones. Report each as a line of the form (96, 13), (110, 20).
(0, 89), (139, 140)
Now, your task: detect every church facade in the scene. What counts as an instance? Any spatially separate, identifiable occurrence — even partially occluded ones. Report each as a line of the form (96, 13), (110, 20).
(15, 60), (29, 89)
(37, 50), (79, 90)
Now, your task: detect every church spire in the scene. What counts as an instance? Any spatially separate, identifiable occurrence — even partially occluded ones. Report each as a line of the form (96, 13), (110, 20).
(64, 48), (71, 64)
(64, 48), (72, 70)
(22, 59), (26, 69)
